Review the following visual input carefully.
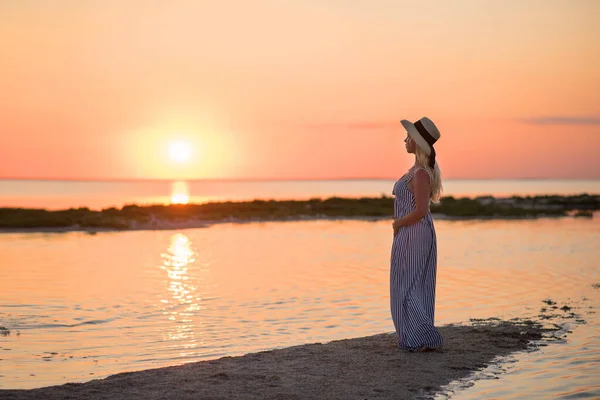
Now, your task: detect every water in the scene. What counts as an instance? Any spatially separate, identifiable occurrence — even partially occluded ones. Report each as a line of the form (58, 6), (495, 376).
(1, 179), (599, 210)
(0, 217), (598, 398)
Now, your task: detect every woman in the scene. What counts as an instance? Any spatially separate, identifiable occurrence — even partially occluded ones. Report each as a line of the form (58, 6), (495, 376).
(390, 116), (443, 352)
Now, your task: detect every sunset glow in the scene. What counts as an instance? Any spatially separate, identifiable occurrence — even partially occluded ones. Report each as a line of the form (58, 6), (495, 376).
(0, 1), (598, 180)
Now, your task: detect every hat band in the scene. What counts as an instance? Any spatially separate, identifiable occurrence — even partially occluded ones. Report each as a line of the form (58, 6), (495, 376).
(414, 120), (437, 169)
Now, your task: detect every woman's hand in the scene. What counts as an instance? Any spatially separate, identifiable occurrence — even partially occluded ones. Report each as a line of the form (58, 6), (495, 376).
(392, 219), (402, 237)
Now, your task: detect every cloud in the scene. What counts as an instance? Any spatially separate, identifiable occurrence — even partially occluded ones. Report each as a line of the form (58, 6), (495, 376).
(519, 116), (600, 126)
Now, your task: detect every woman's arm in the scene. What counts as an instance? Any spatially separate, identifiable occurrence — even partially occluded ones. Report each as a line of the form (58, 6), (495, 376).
(393, 169), (430, 234)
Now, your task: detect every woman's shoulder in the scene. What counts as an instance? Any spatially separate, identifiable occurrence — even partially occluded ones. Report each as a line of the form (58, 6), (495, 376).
(411, 166), (433, 181)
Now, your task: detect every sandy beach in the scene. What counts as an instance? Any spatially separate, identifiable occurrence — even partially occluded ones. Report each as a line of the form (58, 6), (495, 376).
(0, 319), (555, 400)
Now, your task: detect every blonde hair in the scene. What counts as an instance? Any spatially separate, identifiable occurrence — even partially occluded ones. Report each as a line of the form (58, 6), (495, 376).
(415, 146), (443, 203)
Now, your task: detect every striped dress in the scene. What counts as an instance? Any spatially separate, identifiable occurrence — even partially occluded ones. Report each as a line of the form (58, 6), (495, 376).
(390, 167), (443, 351)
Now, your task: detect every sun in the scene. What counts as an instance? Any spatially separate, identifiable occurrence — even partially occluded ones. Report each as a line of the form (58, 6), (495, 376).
(169, 141), (192, 163)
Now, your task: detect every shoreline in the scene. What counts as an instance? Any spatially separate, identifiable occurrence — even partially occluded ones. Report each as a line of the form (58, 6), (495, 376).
(0, 212), (589, 235)
(0, 194), (597, 233)
(0, 318), (559, 400)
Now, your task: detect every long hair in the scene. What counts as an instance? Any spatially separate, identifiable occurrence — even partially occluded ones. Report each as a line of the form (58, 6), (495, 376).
(414, 146), (443, 203)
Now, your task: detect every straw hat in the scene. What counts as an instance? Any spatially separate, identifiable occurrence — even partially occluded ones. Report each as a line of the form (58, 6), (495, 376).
(400, 117), (440, 168)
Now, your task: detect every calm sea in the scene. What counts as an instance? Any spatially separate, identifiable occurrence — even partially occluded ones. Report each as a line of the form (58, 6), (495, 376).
(0, 218), (598, 398)
(1, 179), (599, 210)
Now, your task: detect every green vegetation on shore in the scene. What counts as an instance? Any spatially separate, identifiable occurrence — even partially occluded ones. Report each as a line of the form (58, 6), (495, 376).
(0, 194), (597, 230)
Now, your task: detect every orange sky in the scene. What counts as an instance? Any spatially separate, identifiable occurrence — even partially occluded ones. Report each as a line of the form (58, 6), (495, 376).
(0, 0), (599, 180)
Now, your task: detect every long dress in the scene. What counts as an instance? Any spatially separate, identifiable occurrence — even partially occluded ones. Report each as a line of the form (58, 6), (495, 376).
(390, 167), (443, 350)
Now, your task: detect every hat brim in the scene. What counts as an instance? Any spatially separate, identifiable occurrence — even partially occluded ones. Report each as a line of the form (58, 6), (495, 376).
(400, 119), (432, 156)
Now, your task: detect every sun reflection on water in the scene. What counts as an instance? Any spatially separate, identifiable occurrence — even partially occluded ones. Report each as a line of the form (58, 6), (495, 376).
(159, 233), (201, 347)
(170, 181), (190, 204)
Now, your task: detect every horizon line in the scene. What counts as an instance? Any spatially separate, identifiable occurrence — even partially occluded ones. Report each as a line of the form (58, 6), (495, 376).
(1, 176), (599, 183)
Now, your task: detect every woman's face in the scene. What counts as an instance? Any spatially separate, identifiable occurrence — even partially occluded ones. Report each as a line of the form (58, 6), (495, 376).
(404, 134), (417, 154)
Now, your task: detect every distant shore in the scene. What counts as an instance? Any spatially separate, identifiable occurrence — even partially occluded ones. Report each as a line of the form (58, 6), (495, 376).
(0, 318), (557, 400)
(0, 194), (597, 233)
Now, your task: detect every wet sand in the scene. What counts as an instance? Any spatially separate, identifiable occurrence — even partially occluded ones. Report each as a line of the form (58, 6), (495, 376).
(0, 319), (554, 400)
